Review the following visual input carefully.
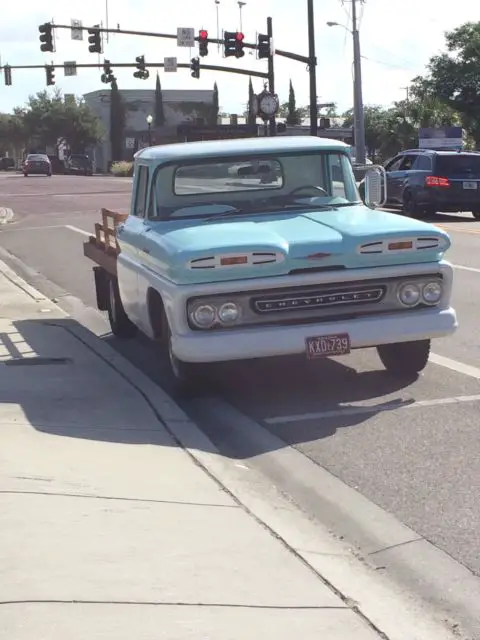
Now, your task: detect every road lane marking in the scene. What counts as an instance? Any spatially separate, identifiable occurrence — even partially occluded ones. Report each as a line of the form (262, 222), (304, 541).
(64, 225), (91, 237)
(452, 264), (480, 273)
(264, 393), (480, 424)
(429, 352), (480, 380)
(0, 224), (66, 232)
(436, 224), (480, 235)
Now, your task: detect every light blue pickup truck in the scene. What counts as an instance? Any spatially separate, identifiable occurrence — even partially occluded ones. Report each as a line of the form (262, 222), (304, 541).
(84, 136), (457, 393)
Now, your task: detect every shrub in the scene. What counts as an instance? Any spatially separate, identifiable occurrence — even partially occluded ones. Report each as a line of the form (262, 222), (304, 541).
(111, 161), (133, 177)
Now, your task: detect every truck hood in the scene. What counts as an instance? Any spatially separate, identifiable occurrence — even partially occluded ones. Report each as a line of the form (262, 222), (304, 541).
(145, 206), (451, 284)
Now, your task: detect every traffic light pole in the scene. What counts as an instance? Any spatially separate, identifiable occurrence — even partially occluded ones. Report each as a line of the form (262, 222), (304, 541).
(267, 17), (276, 137)
(307, 0), (317, 136)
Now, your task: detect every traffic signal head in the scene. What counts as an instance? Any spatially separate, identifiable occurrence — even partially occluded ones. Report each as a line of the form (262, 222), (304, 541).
(257, 33), (271, 59)
(4, 65), (12, 86)
(134, 55), (149, 79)
(234, 31), (245, 58)
(101, 59), (115, 84)
(39, 23), (54, 53)
(190, 57), (200, 79)
(223, 31), (237, 57)
(45, 64), (55, 86)
(88, 26), (102, 54)
(198, 29), (208, 57)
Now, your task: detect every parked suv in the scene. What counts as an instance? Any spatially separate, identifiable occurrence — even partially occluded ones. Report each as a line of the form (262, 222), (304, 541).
(362, 149), (480, 219)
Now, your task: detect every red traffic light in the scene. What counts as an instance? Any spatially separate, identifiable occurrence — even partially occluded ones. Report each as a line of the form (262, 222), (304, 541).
(199, 29), (208, 40)
(235, 31), (244, 41)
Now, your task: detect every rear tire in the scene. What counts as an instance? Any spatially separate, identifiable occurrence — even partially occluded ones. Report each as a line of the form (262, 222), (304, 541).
(377, 339), (431, 376)
(472, 210), (480, 220)
(106, 277), (137, 339)
(402, 191), (420, 218)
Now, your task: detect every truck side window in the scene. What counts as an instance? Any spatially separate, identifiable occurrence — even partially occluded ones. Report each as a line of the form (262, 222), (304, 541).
(134, 166), (149, 217)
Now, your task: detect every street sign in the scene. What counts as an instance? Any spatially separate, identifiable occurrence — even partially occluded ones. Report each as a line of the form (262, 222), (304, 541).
(64, 62), (77, 77)
(71, 19), (83, 41)
(164, 56), (178, 72)
(177, 27), (195, 47)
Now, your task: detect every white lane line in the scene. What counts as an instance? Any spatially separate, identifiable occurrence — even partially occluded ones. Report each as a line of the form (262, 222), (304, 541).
(452, 264), (480, 274)
(0, 224), (66, 232)
(64, 225), (91, 237)
(429, 352), (480, 380)
(264, 393), (480, 425)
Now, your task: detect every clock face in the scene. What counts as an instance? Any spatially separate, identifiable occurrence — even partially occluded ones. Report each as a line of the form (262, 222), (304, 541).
(259, 94), (278, 116)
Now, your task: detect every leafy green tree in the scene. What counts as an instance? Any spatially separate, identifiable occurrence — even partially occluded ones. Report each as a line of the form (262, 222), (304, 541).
(420, 21), (480, 143)
(154, 72), (165, 127)
(18, 89), (103, 153)
(110, 78), (125, 161)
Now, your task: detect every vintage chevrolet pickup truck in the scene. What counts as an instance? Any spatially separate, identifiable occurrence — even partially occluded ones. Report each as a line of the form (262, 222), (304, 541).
(83, 136), (458, 393)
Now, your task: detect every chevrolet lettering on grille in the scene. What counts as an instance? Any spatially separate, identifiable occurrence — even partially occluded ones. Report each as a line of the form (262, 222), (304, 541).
(253, 287), (385, 313)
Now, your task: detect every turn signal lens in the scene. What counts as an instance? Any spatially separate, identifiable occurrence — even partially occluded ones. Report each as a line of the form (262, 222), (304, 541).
(388, 241), (413, 251)
(220, 255), (248, 266)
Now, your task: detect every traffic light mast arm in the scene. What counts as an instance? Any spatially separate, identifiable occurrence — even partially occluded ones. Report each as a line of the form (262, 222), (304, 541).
(0, 61), (269, 78)
(50, 23), (310, 63)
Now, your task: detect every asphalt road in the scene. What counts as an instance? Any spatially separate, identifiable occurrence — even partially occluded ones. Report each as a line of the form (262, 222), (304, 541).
(1, 172), (480, 581)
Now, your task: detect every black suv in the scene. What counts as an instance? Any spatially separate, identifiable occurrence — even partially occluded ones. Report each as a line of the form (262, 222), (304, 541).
(383, 149), (480, 219)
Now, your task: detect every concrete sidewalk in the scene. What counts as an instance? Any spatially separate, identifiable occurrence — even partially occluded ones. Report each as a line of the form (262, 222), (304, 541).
(0, 262), (389, 639)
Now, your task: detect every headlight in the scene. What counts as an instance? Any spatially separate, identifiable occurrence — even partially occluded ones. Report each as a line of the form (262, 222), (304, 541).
(422, 281), (442, 305)
(218, 302), (240, 324)
(191, 304), (216, 328)
(398, 282), (421, 307)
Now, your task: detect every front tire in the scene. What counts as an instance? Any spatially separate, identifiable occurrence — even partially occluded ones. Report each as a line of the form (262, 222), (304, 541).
(106, 277), (137, 339)
(161, 322), (206, 398)
(377, 339), (431, 376)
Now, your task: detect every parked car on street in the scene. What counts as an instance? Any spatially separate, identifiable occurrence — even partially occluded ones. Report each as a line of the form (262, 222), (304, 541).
(83, 136), (457, 394)
(65, 154), (93, 176)
(359, 149), (480, 219)
(23, 154), (52, 177)
(0, 157), (15, 171)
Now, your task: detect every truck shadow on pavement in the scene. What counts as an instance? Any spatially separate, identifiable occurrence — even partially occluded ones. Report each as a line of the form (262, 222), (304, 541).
(3, 318), (417, 457)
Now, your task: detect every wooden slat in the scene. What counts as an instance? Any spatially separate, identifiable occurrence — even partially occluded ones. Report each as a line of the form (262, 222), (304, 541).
(84, 209), (129, 270)
(83, 241), (117, 276)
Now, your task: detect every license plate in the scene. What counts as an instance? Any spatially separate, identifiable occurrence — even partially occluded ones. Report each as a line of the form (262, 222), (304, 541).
(463, 181), (477, 190)
(306, 333), (351, 359)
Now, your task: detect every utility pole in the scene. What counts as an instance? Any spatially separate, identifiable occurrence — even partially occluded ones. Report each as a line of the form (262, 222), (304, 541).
(352, 0), (366, 163)
(307, 0), (317, 136)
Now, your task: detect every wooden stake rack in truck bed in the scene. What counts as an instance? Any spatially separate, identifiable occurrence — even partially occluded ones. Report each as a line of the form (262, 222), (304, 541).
(83, 208), (128, 276)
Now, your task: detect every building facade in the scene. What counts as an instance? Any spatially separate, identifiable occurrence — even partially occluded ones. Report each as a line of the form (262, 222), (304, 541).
(83, 88), (215, 172)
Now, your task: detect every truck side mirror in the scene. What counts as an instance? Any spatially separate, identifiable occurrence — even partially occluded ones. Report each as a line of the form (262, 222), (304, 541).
(363, 166), (387, 209)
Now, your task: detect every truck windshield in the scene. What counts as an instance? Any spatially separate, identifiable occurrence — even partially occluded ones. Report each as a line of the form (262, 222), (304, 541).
(153, 151), (361, 219)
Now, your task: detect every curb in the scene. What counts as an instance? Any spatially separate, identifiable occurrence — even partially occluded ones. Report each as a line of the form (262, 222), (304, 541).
(0, 207), (14, 225)
(0, 254), (474, 640)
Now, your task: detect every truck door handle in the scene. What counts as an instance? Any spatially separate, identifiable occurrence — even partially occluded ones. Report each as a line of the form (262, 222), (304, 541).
(141, 247), (150, 254)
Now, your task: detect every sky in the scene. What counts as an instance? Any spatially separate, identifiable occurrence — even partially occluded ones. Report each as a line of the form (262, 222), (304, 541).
(0, 0), (478, 116)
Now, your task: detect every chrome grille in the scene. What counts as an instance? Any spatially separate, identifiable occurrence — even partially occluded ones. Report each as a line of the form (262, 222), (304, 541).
(252, 285), (386, 314)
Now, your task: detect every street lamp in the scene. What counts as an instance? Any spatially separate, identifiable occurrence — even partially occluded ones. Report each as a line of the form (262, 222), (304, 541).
(146, 114), (153, 146)
(327, 11), (366, 164)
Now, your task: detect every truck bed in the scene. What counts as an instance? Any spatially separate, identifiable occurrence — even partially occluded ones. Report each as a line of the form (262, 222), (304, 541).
(83, 208), (129, 276)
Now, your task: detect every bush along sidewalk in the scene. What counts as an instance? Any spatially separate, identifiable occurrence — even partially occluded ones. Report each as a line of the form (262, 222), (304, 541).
(110, 161), (133, 177)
